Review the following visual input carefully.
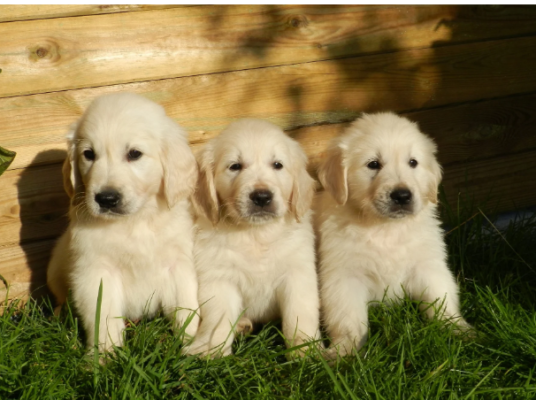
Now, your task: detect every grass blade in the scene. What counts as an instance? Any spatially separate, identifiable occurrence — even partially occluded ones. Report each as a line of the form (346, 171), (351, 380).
(93, 279), (103, 388)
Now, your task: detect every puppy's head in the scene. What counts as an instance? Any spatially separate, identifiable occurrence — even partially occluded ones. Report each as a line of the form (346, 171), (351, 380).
(194, 118), (314, 225)
(63, 92), (197, 220)
(318, 112), (442, 219)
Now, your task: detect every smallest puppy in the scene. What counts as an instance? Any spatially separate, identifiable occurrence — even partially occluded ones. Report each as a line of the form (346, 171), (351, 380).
(315, 112), (470, 358)
(187, 118), (321, 358)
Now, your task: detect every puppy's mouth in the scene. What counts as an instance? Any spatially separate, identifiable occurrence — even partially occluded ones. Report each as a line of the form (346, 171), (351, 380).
(386, 204), (414, 218)
(97, 207), (127, 217)
(246, 209), (278, 222)
(92, 189), (128, 218)
(243, 189), (279, 223)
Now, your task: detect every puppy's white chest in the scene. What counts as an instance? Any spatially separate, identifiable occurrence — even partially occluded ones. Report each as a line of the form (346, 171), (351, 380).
(196, 223), (304, 320)
(72, 215), (189, 314)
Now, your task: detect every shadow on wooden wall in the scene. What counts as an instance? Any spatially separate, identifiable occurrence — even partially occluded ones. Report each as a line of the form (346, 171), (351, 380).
(17, 150), (68, 300)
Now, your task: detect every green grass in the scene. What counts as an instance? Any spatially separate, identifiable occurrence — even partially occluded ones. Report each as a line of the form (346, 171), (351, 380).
(1, 200), (536, 399)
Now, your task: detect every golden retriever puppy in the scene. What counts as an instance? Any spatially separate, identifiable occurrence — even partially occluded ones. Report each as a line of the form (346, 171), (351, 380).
(186, 118), (320, 358)
(47, 92), (200, 352)
(315, 112), (470, 358)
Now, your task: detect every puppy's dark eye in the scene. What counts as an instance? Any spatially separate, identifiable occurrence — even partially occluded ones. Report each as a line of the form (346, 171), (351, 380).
(83, 149), (95, 161)
(229, 163), (242, 171)
(409, 159), (418, 168)
(273, 162), (283, 170)
(367, 160), (381, 170)
(127, 149), (142, 161)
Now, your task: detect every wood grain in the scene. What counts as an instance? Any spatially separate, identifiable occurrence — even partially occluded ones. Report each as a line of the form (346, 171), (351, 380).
(2, 4), (536, 301)
(0, 239), (55, 300)
(297, 93), (536, 171)
(407, 96), (536, 167)
(1, 5), (536, 98)
(0, 5), (186, 23)
(442, 150), (536, 212)
(0, 163), (69, 246)
(3, 35), (536, 172)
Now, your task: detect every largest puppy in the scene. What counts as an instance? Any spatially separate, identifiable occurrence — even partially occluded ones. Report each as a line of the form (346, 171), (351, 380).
(315, 112), (470, 358)
(47, 92), (200, 352)
(187, 118), (320, 358)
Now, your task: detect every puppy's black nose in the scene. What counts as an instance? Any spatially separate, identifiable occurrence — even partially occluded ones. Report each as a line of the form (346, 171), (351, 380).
(95, 190), (121, 209)
(390, 189), (412, 205)
(249, 189), (273, 207)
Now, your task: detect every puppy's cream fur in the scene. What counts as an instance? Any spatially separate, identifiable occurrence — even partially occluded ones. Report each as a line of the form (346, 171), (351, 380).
(186, 118), (320, 358)
(47, 92), (200, 352)
(315, 112), (469, 358)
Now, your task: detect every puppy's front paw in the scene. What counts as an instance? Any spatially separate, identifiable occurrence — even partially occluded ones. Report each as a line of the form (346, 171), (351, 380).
(183, 340), (232, 359)
(183, 319), (200, 342)
(285, 339), (325, 361)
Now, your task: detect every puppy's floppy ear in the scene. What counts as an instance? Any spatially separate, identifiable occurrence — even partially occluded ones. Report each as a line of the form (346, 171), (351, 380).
(317, 142), (348, 205)
(289, 146), (315, 222)
(192, 143), (219, 224)
(425, 138), (443, 205)
(427, 154), (443, 205)
(62, 121), (81, 199)
(161, 119), (198, 208)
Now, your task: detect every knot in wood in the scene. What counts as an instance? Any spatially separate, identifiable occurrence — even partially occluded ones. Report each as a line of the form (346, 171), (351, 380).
(289, 15), (309, 29)
(29, 40), (61, 63)
(36, 47), (48, 58)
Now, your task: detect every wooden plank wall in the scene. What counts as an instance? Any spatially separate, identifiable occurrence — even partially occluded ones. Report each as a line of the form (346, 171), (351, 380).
(1, 5), (536, 300)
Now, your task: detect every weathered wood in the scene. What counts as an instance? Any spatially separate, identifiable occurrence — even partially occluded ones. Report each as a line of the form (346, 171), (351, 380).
(296, 93), (536, 170)
(0, 163), (70, 246)
(0, 5), (186, 23)
(1, 5), (536, 302)
(1, 5), (536, 98)
(442, 150), (536, 212)
(0, 239), (55, 300)
(407, 96), (536, 167)
(3, 35), (536, 172)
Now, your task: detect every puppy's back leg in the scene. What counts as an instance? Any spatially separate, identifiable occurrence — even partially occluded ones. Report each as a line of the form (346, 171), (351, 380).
(47, 233), (71, 315)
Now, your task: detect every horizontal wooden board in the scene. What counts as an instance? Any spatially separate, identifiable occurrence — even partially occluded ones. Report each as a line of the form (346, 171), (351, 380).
(3, 34), (536, 172)
(295, 93), (536, 172)
(406, 95), (536, 167)
(0, 239), (55, 300)
(442, 150), (536, 212)
(2, 5), (536, 98)
(0, 5), (185, 23)
(0, 163), (70, 246)
(2, 148), (535, 301)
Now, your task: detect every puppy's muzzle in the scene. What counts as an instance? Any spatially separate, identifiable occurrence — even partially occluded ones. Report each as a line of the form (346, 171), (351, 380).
(249, 189), (273, 208)
(390, 189), (412, 206)
(388, 188), (414, 216)
(247, 189), (277, 220)
(95, 189), (122, 211)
